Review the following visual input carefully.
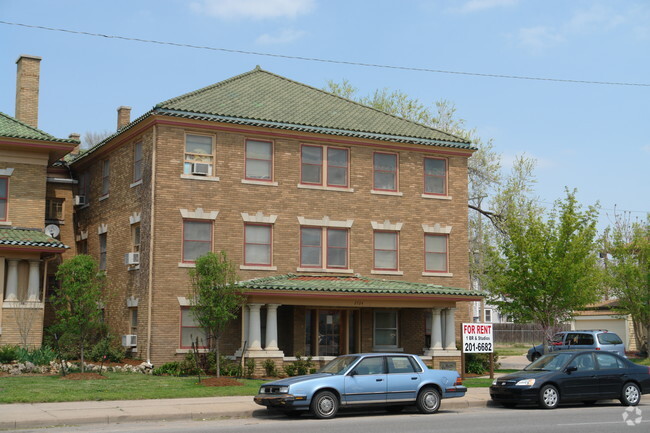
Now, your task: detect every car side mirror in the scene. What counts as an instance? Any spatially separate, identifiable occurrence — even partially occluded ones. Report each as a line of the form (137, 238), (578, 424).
(349, 369), (357, 376)
(565, 366), (577, 374)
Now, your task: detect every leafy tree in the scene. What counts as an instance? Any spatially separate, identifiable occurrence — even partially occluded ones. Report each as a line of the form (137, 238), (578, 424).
(486, 188), (601, 348)
(188, 251), (245, 377)
(602, 213), (650, 357)
(52, 255), (104, 372)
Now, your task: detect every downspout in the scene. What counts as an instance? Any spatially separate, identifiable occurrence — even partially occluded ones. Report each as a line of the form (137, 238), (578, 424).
(146, 125), (157, 364)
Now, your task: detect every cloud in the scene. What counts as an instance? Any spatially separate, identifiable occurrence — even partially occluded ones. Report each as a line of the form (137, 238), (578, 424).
(190, 0), (315, 20)
(517, 26), (564, 52)
(455, 0), (519, 14)
(256, 28), (306, 45)
(565, 4), (625, 33)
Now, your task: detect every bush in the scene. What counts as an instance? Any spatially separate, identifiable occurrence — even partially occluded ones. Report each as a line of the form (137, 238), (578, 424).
(244, 358), (256, 378)
(283, 354), (314, 377)
(262, 358), (278, 377)
(218, 355), (242, 377)
(88, 338), (126, 363)
(465, 353), (500, 375)
(153, 361), (181, 376)
(15, 346), (57, 365)
(0, 345), (19, 363)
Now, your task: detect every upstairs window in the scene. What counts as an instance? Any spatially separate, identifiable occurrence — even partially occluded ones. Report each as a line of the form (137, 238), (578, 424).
(424, 234), (448, 272)
(99, 233), (107, 271)
(182, 220), (212, 263)
(300, 227), (349, 269)
(373, 231), (398, 271)
(424, 158), (447, 195)
(244, 224), (272, 266)
(373, 153), (398, 191)
(0, 177), (8, 221)
(45, 198), (64, 221)
(300, 145), (349, 188)
(184, 134), (214, 176)
(132, 223), (141, 254)
(101, 159), (110, 196)
(133, 141), (143, 182)
(78, 172), (90, 200)
(245, 140), (273, 181)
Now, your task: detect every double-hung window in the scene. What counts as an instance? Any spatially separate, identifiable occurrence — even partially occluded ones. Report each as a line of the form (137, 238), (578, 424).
(423, 157), (447, 195)
(132, 223), (141, 254)
(300, 227), (348, 269)
(300, 145), (349, 188)
(182, 220), (213, 263)
(133, 141), (143, 182)
(374, 310), (398, 348)
(244, 224), (272, 266)
(101, 159), (110, 197)
(0, 177), (9, 221)
(184, 134), (214, 176)
(78, 172), (90, 201)
(373, 231), (398, 271)
(180, 307), (207, 349)
(245, 140), (273, 181)
(99, 233), (107, 271)
(45, 198), (64, 221)
(424, 234), (448, 272)
(373, 152), (398, 191)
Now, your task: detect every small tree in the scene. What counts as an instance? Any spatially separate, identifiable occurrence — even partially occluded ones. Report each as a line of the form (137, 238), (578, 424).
(486, 189), (602, 349)
(189, 251), (245, 377)
(602, 213), (650, 357)
(52, 255), (104, 372)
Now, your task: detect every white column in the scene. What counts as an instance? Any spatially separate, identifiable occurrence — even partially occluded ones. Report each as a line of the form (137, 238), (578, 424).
(27, 260), (41, 301)
(264, 304), (281, 351)
(430, 308), (443, 350)
(4, 259), (19, 301)
(247, 303), (263, 350)
(444, 307), (457, 350)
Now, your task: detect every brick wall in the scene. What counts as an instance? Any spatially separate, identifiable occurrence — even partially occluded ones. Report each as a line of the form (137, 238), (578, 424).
(0, 160), (47, 228)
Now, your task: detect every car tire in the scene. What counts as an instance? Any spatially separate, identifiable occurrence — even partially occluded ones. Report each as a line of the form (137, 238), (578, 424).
(539, 384), (560, 409)
(620, 382), (641, 406)
(311, 390), (339, 419)
(416, 387), (441, 414)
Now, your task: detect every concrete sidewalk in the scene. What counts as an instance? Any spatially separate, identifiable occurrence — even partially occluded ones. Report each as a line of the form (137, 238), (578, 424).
(0, 388), (491, 430)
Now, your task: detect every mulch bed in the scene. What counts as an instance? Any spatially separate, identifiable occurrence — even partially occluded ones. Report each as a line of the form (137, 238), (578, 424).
(200, 377), (244, 387)
(60, 372), (107, 380)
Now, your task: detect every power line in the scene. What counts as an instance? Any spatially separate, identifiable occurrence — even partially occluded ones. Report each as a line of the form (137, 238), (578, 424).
(2, 20), (650, 88)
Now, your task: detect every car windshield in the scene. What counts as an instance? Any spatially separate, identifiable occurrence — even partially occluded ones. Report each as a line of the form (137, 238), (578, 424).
(319, 356), (359, 375)
(524, 352), (573, 371)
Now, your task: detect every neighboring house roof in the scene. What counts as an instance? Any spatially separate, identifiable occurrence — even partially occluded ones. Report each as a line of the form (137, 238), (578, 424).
(0, 112), (78, 144)
(241, 274), (482, 297)
(0, 228), (69, 250)
(72, 67), (474, 164)
(575, 299), (626, 317)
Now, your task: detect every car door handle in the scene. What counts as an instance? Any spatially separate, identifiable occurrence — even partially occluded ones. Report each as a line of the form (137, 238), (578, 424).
(376, 378), (383, 382)
(411, 377), (418, 380)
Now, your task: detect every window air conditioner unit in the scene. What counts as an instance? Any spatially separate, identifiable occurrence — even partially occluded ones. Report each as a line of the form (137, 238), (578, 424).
(74, 195), (86, 206)
(122, 334), (137, 347)
(124, 252), (140, 265)
(191, 162), (210, 176)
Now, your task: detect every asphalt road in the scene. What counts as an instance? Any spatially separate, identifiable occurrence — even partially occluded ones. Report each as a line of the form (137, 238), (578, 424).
(12, 402), (649, 433)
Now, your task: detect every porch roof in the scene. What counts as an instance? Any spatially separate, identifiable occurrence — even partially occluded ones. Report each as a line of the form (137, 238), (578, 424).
(0, 228), (69, 250)
(240, 274), (483, 297)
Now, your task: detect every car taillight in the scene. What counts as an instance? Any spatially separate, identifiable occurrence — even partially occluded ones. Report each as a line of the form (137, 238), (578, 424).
(454, 377), (463, 386)
(595, 347), (600, 350)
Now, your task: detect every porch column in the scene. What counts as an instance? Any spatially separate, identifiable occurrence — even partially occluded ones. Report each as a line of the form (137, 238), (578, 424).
(27, 260), (41, 301)
(430, 308), (443, 350)
(4, 259), (19, 301)
(264, 304), (280, 351)
(247, 303), (263, 350)
(444, 307), (457, 350)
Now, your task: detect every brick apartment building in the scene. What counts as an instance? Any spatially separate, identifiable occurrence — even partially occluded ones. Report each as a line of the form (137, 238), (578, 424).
(0, 55), (79, 347)
(69, 67), (481, 371)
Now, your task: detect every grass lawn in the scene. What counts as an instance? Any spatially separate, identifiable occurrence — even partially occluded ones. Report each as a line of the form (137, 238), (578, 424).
(463, 377), (493, 387)
(495, 344), (532, 357)
(631, 357), (650, 366)
(0, 373), (262, 404)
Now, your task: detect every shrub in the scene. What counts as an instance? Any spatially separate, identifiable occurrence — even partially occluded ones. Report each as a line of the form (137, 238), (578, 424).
(283, 364), (297, 377)
(244, 358), (256, 378)
(283, 355), (314, 377)
(465, 353), (500, 375)
(15, 346), (57, 365)
(88, 338), (126, 363)
(0, 345), (19, 363)
(218, 355), (242, 377)
(262, 358), (278, 377)
(153, 362), (181, 376)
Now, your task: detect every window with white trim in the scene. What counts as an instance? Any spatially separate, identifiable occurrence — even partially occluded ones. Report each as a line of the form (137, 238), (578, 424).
(423, 157), (447, 195)
(0, 177), (7, 221)
(45, 198), (64, 221)
(244, 223), (272, 266)
(133, 141), (143, 182)
(373, 152), (398, 191)
(300, 144), (349, 187)
(373, 231), (398, 271)
(101, 159), (110, 196)
(180, 307), (207, 348)
(182, 220), (213, 263)
(484, 309), (492, 322)
(245, 139), (273, 181)
(300, 227), (349, 269)
(184, 134), (214, 176)
(424, 234), (448, 272)
(374, 310), (398, 348)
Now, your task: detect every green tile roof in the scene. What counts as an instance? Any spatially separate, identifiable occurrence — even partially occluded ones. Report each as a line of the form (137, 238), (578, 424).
(241, 274), (482, 297)
(0, 228), (69, 249)
(154, 67), (474, 149)
(0, 112), (79, 144)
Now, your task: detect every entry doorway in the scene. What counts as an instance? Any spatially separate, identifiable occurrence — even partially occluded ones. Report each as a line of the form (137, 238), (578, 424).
(305, 309), (359, 356)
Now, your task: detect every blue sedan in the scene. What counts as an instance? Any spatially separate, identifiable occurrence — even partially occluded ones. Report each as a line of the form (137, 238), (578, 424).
(254, 353), (467, 419)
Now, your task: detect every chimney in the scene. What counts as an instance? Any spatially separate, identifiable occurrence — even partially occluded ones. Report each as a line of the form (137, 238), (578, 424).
(117, 106), (131, 130)
(69, 133), (81, 154)
(15, 55), (42, 128)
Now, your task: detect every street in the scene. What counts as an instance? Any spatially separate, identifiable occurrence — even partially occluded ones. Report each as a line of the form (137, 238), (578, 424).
(13, 402), (648, 433)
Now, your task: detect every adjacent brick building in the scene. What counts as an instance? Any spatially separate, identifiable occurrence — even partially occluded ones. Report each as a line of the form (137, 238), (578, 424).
(70, 67), (481, 371)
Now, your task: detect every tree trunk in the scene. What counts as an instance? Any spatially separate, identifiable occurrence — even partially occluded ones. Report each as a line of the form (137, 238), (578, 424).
(215, 335), (221, 378)
(80, 344), (85, 373)
(646, 323), (650, 359)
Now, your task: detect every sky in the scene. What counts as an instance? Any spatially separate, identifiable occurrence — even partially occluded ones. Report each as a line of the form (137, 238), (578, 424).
(1, 0), (648, 231)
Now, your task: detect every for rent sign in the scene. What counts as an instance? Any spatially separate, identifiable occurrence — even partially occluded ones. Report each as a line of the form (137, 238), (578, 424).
(462, 323), (494, 353)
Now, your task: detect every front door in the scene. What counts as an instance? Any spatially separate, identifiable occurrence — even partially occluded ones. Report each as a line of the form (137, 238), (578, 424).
(319, 310), (340, 356)
(343, 356), (387, 405)
(561, 353), (599, 400)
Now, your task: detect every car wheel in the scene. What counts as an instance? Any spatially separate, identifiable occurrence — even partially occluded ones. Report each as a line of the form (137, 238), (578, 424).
(539, 385), (560, 409)
(620, 382), (641, 406)
(311, 390), (339, 419)
(416, 387), (441, 414)
(502, 402), (517, 408)
(386, 405), (405, 413)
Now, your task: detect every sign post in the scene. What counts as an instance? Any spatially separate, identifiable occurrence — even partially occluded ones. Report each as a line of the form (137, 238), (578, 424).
(462, 323), (494, 379)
